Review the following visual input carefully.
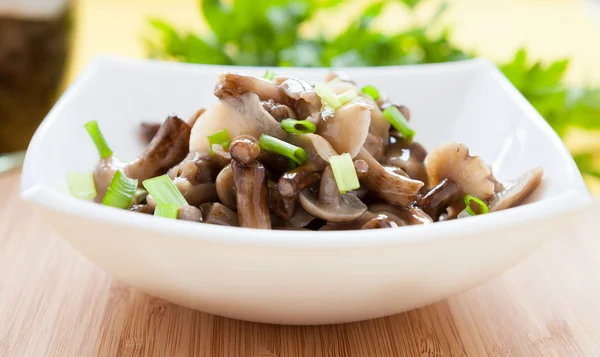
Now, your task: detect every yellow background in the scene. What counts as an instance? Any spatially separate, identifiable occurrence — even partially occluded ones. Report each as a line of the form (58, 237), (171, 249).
(67, 0), (600, 191)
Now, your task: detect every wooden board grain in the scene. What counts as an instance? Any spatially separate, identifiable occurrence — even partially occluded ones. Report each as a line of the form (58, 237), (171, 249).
(1, 170), (600, 357)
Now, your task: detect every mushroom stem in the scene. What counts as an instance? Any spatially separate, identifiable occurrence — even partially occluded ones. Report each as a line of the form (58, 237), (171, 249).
(415, 179), (462, 220)
(278, 163), (322, 198)
(177, 205), (204, 222)
(216, 164), (237, 210)
(125, 116), (191, 182)
(232, 161), (271, 229)
(205, 203), (239, 226)
(269, 181), (297, 221)
(356, 147), (424, 206)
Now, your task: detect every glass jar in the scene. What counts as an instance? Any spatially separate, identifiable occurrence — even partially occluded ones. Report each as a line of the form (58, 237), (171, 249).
(0, 0), (71, 153)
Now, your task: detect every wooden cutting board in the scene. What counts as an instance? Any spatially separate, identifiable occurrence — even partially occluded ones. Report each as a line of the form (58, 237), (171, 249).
(1, 170), (600, 357)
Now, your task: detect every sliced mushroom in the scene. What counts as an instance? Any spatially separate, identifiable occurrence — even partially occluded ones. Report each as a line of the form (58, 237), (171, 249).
(488, 167), (543, 212)
(214, 72), (287, 103)
(124, 116), (191, 182)
(363, 133), (386, 161)
(189, 93), (286, 156)
(320, 211), (395, 231)
(216, 164), (236, 210)
(187, 108), (205, 127)
(229, 135), (261, 166)
(93, 156), (123, 203)
(205, 203), (239, 226)
(370, 204), (433, 225)
(177, 205), (203, 222)
(287, 133), (339, 169)
(384, 138), (428, 185)
(425, 142), (494, 199)
(356, 148), (423, 206)
(210, 144), (232, 167)
(262, 99), (297, 121)
(278, 163), (322, 198)
(232, 161), (271, 229)
(414, 179), (462, 220)
(174, 179), (218, 206)
(316, 97), (371, 158)
(269, 181), (297, 221)
(299, 165), (367, 223)
(129, 204), (154, 215)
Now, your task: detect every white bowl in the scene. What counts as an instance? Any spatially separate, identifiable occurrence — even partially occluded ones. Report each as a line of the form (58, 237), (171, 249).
(21, 56), (591, 325)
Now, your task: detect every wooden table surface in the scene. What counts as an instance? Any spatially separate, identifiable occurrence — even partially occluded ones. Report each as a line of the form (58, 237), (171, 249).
(1, 170), (600, 357)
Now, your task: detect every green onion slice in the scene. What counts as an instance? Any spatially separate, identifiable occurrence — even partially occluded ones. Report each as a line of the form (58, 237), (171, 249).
(361, 85), (380, 101)
(142, 175), (187, 207)
(84, 120), (113, 159)
(280, 119), (317, 134)
(315, 83), (342, 109)
(263, 70), (277, 80)
(67, 172), (97, 201)
(154, 203), (180, 219)
(463, 194), (489, 216)
(383, 106), (415, 141)
(259, 134), (308, 165)
(329, 153), (360, 194)
(337, 89), (358, 106)
(102, 170), (138, 209)
(207, 129), (231, 155)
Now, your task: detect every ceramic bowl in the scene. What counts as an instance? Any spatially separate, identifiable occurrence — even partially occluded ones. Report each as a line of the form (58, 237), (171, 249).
(20, 57), (591, 324)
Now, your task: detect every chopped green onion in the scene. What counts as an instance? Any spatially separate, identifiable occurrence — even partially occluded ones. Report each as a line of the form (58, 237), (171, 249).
(463, 194), (489, 216)
(361, 85), (380, 101)
(287, 158), (298, 171)
(207, 129), (231, 155)
(142, 175), (187, 207)
(259, 134), (308, 165)
(154, 203), (180, 219)
(84, 120), (113, 159)
(67, 172), (97, 201)
(315, 83), (342, 109)
(383, 106), (415, 141)
(337, 89), (358, 105)
(102, 170), (138, 209)
(281, 119), (317, 134)
(329, 153), (360, 194)
(263, 70), (277, 80)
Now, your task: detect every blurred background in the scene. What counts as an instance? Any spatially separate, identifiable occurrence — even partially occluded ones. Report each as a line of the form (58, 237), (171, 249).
(1, 0), (599, 193)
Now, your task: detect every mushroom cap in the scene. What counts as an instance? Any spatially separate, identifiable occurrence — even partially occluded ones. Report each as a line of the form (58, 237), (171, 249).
(298, 165), (367, 222)
(299, 190), (367, 223)
(316, 97), (371, 158)
(489, 167), (543, 212)
(215, 72), (286, 103)
(177, 205), (203, 222)
(425, 142), (495, 200)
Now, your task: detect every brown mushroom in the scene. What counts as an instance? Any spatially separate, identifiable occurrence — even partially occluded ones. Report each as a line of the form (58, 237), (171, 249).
(269, 181), (297, 221)
(93, 156), (123, 203)
(287, 206), (315, 229)
(369, 204), (433, 225)
(139, 122), (161, 144)
(299, 165), (367, 223)
(277, 162), (322, 198)
(173, 179), (218, 206)
(316, 97), (371, 158)
(416, 142), (495, 220)
(232, 160), (271, 229)
(124, 115), (191, 182)
(205, 203), (239, 226)
(189, 93), (286, 156)
(320, 211), (395, 231)
(363, 133), (386, 161)
(384, 138), (428, 185)
(356, 148), (424, 206)
(177, 205), (203, 222)
(275, 76), (322, 125)
(488, 167), (543, 212)
(167, 153), (221, 206)
(214, 72), (287, 103)
(229, 135), (261, 166)
(262, 99), (297, 121)
(215, 164), (236, 210)
(210, 144), (232, 167)
(286, 133), (339, 169)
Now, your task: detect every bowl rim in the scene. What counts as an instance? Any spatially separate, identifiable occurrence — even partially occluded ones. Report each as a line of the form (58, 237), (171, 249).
(20, 56), (592, 248)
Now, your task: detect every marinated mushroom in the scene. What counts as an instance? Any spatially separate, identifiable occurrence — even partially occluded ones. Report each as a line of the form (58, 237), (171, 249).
(299, 165), (367, 223)
(124, 115), (191, 182)
(76, 70), (544, 231)
(489, 167), (543, 212)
